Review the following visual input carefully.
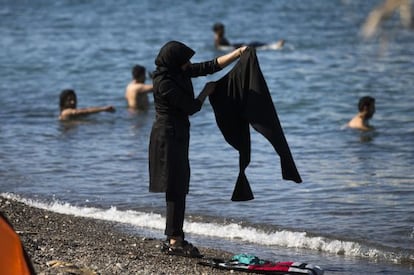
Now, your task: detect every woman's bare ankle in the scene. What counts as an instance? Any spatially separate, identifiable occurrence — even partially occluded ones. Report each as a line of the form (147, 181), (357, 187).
(169, 236), (183, 245)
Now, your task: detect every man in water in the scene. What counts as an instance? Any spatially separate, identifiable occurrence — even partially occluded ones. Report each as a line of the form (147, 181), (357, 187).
(212, 22), (285, 50)
(347, 96), (376, 131)
(59, 89), (115, 120)
(125, 64), (153, 110)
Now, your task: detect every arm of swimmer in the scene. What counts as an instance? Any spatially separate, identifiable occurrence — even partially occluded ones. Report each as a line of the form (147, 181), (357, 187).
(75, 106), (115, 115)
(60, 106), (115, 120)
(137, 84), (153, 93)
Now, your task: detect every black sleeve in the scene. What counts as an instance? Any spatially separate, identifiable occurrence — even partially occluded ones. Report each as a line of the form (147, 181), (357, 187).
(188, 59), (222, 77)
(159, 79), (202, 115)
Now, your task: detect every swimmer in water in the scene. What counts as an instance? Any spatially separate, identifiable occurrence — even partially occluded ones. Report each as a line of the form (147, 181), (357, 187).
(212, 22), (285, 50)
(125, 64), (153, 110)
(347, 96), (376, 131)
(59, 89), (115, 120)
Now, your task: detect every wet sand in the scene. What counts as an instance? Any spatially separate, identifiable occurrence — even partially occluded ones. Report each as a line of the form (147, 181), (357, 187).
(1, 197), (245, 275)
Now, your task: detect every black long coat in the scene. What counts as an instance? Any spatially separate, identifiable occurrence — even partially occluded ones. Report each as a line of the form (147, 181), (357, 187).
(149, 41), (221, 195)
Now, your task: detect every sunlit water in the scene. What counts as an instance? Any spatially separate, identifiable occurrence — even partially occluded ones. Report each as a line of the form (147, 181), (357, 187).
(1, 1), (413, 274)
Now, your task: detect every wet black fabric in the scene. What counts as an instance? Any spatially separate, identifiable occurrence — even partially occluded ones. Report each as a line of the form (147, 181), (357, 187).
(149, 41), (222, 195)
(209, 48), (302, 201)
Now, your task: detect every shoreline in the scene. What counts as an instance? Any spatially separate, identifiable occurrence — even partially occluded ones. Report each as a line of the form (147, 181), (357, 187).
(1, 197), (244, 275)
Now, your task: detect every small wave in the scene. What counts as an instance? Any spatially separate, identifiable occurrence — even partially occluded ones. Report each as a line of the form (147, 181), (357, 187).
(1, 192), (166, 231)
(3, 193), (412, 266)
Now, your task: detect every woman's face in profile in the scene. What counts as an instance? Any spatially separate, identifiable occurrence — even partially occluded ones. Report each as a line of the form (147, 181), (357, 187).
(181, 61), (191, 72)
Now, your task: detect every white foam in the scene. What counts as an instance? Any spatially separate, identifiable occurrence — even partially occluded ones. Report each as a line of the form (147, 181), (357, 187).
(186, 220), (372, 257)
(0, 193), (403, 263)
(1, 193), (166, 231)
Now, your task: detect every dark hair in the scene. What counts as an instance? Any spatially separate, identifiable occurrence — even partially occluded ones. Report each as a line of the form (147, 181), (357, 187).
(212, 22), (225, 32)
(59, 89), (77, 111)
(358, 96), (375, 111)
(132, 65), (146, 81)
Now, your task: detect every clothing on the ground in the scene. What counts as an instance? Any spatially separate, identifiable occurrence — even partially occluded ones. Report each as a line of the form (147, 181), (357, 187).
(209, 47), (302, 201)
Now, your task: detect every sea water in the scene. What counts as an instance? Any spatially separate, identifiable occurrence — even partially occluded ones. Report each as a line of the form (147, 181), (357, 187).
(1, 1), (413, 274)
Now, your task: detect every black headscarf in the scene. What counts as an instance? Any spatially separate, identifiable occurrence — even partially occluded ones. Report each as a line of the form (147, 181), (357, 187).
(152, 41), (197, 107)
(155, 41), (195, 72)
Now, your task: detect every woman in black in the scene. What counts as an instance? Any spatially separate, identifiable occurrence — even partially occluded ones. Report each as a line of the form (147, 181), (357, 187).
(149, 41), (246, 257)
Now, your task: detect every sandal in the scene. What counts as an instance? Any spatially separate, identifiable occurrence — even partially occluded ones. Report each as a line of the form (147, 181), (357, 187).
(161, 240), (203, 258)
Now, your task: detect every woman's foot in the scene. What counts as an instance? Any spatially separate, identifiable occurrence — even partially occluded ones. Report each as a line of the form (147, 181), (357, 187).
(161, 239), (203, 258)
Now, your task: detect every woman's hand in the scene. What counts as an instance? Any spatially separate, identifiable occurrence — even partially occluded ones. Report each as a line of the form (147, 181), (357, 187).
(104, 106), (116, 112)
(202, 82), (217, 96)
(197, 82), (217, 103)
(238, 46), (248, 57)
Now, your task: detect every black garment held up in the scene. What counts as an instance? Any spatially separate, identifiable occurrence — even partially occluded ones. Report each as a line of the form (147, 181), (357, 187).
(209, 48), (302, 201)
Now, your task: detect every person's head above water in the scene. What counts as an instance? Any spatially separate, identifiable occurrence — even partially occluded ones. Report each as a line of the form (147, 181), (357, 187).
(212, 22), (226, 36)
(155, 41), (195, 72)
(347, 95), (376, 131)
(358, 96), (376, 118)
(132, 64), (146, 82)
(59, 89), (77, 111)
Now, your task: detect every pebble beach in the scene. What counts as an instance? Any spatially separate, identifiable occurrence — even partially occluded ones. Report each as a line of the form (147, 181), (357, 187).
(1, 197), (244, 275)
